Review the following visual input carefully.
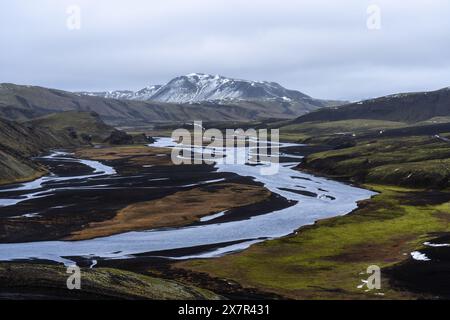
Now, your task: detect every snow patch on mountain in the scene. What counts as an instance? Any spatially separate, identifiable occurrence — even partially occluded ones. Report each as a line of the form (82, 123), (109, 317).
(78, 85), (162, 101)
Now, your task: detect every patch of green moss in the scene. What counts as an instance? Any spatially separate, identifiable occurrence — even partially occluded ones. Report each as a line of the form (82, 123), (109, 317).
(178, 185), (450, 300)
(302, 136), (450, 188)
(280, 119), (406, 143)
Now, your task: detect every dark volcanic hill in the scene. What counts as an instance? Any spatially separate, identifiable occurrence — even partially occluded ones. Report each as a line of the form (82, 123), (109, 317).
(0, 111), (122, 185)
(27, 111), (115, 142)
(0, 117), (72, 185)
(291, 87), (450, 124)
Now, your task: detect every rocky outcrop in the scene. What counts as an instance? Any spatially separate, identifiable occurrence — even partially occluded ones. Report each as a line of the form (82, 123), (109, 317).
(104, 130), (134, 145)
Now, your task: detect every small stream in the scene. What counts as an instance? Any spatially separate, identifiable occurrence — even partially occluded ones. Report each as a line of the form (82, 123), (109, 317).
(0, 152), (116, 207)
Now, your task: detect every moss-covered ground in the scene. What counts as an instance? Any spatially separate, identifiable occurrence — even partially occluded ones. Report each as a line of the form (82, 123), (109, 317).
(302, 135), (450, 188)
(0, 263), (221, 300)
(177, 185), (450, 299)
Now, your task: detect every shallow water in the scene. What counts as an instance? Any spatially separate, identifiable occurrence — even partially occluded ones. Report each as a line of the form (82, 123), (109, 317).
(0, 152), (117, 207)
(0, 139), (375, 265)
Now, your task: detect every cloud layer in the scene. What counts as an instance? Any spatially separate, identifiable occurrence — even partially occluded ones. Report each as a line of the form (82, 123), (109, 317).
(1, 0), (449, 100)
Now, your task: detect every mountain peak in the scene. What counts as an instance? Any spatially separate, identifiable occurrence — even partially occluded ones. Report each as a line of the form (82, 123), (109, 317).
(79, 73), (312, 104)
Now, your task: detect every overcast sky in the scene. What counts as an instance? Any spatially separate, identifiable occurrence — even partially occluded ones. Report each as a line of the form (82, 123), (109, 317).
(1, 0), (449, 101)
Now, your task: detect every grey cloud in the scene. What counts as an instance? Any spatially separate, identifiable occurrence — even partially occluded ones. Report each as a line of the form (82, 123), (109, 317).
(1, 0), (449, 100)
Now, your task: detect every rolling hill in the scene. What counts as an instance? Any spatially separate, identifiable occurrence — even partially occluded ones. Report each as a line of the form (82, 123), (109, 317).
(0, 117), (72, 185)
(28, 111), (116, 143)
(291, 87), (450, 124)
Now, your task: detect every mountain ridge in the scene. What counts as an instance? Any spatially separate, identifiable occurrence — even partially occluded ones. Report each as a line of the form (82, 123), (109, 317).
(0, 81), (342, 125)
(77, 73), (337, 106)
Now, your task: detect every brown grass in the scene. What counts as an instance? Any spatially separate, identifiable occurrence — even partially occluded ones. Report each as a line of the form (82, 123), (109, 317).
(75, 145), (173, 166)
(68, 183), (271, 240)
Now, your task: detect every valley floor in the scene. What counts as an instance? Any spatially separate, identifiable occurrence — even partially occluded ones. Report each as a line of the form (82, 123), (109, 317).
(2, 124), (450, 300)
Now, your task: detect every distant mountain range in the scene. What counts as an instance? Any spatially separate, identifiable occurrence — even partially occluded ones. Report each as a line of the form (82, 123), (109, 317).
(78, 73), (328, 105)
(4, 73), (449, 128)
(0, 75), (344, 125)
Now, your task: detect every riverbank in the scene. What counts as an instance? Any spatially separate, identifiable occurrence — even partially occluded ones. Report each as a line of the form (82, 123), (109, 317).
(0, 169), (47, 187)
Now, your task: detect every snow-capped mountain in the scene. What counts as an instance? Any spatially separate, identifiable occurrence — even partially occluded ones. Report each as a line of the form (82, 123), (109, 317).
(148, 73), (311, 103)
(79, 73), (313, 104)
